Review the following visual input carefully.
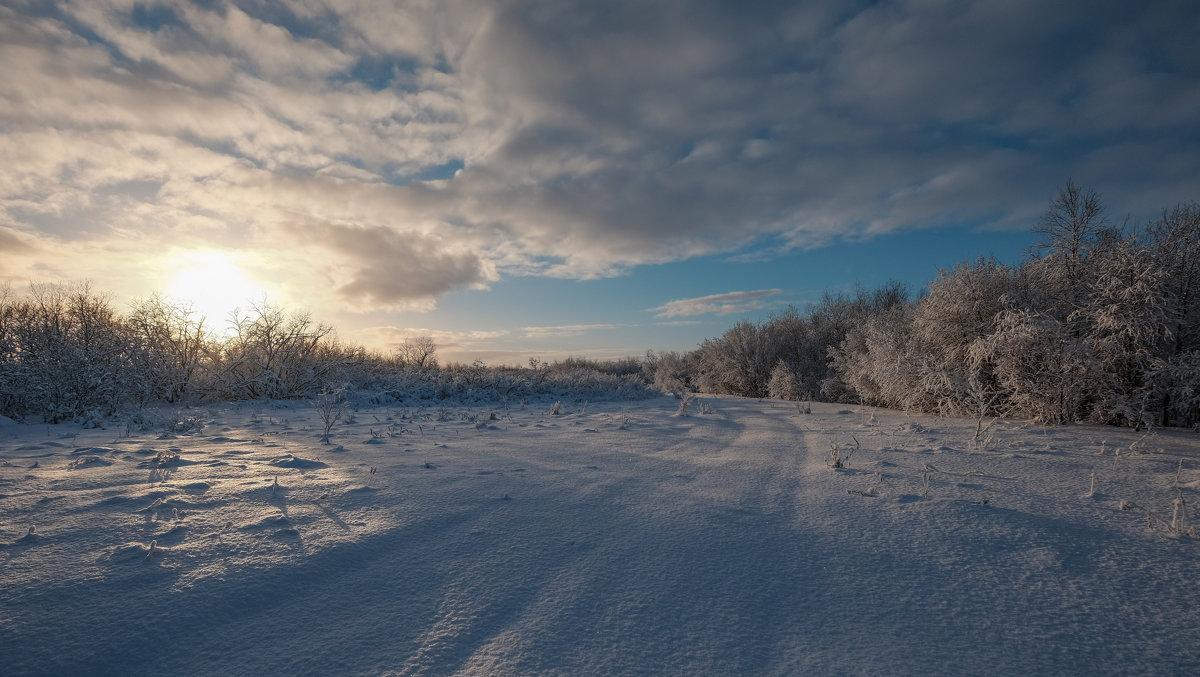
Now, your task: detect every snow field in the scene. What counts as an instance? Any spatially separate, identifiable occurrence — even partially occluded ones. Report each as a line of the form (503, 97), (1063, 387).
(1, 396), (1198, 675)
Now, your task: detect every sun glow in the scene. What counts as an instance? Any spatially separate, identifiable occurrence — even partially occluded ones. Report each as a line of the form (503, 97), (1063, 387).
(166, 250), (267, 327)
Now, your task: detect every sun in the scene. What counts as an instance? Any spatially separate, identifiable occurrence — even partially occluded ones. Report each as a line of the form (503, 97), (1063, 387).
(166, 250), (266, 326)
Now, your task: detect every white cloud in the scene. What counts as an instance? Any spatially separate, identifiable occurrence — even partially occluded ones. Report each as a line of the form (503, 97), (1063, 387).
(523, 324), (633, 338)
(1, 0), (1197, 315)
(650, 290), (784, 318)
(355, 326), (510, 351)
(292, 222), (496, 311)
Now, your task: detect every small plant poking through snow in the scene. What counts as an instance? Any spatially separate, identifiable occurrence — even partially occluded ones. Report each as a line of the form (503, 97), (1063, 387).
(850, 472), (893, 497)
(153, 449), (180, 466)
(1170, 490), (1193, 537)
(826, 441), (853, 469)
(316, 388), (349, 444)
(970, 415), (999, 451)
(143, 540), (162, 561)
(548, 401), (562, 416)
(169, 412), (204, 435)
(677, 391), (695, 417)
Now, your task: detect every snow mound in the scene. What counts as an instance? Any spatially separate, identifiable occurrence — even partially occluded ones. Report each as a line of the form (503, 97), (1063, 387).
(268, 454), (327, 469)
(66, 455), (112, 470)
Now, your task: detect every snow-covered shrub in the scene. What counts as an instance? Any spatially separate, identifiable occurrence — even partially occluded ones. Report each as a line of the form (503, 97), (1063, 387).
(694, 320), (774, 398)
(975, 310), (1094, 424)
(209, 301), (338, 400)
(124, 295), (209, 404)
(825, 440), (853, 469)
(676, 391), (695, 416)
(831, 305), (925, 410)
(645, 350), (696, 398)
(1, 282), (141, 421)
(767, 361), (801, 401)
(909, 259), (1021, 416)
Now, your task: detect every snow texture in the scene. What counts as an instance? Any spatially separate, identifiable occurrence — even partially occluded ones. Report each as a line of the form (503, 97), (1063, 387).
(1, 396), (1198, 675)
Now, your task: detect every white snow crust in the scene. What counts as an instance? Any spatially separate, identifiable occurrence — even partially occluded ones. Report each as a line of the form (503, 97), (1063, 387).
(1, 396), (1198, 675)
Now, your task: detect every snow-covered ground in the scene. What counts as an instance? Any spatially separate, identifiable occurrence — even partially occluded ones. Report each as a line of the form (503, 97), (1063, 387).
(2, 395), (1198, 676)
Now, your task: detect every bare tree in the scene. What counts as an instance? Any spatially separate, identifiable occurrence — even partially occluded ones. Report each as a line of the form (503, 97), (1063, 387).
(218, 300), (336, 399)
(126, 295), (208, 403)
(396, 334), (438, 369)
(1032, 180), (1109, 314)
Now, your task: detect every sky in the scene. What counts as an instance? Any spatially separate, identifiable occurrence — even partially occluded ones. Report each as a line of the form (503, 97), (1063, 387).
(2, 0), (1199, 364)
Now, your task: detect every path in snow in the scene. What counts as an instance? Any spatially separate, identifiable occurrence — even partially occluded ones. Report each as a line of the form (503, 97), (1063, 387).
(1, 396), (1198, 675)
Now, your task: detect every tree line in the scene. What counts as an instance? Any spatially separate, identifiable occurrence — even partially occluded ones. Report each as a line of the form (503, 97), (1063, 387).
(0, 286), (649, 423)
(667, 182), (1199, 429)
(2, 182), (1196, 429)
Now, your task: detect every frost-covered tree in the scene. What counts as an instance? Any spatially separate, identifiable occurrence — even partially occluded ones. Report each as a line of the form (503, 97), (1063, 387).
(808, 284), (909, 402)
(645, 350), (696, 397)
(905, 259), (1019, 415)
(1075, 234), (1171, 426)
(694, 320), (773, 397)
(0, 284), (20, 416)
(215, 301), (337, 399)
(822, 185), (1199, 428)
(973, 310), (1094, 423)
(1155, 350), (1200, 429)
(1146, 202), (1200, 425)
(125, 295), (209, 404)
(831, 304), (927, 411)
(1, 282), (136, 420)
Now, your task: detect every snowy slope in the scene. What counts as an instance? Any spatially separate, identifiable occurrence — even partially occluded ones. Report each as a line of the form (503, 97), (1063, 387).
(1, 396), (1198, 676)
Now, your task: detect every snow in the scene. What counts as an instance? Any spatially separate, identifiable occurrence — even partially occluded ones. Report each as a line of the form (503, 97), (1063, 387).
(1, 396), (1198, 675)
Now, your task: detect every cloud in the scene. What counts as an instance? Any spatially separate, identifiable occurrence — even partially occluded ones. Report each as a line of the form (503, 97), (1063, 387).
(293, 222), (495, 310)
(355, 326), (510, 351)
(523, 324), (633, 338)
(1, 0), (1198, 311)
(650, 290), (784, 318)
